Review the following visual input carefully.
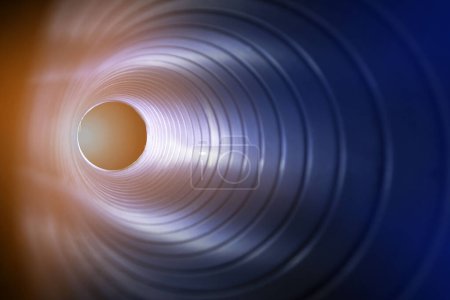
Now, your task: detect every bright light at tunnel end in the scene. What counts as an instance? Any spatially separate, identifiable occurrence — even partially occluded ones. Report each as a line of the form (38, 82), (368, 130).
(77, 101), (148, 171)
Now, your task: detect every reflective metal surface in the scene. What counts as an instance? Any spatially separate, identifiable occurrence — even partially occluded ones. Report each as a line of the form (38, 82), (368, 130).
(13, 1), (450, 299)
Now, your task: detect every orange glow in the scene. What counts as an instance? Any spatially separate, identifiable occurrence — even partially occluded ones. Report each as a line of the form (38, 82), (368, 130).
(77, 102), (147, 170)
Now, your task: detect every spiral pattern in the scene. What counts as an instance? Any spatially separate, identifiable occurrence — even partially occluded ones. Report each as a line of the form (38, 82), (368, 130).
(20, 0), (450, 299)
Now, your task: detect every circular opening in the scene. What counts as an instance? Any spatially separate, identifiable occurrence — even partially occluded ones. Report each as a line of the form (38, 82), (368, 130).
(77, 101), (147, 170)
